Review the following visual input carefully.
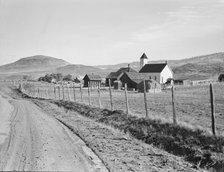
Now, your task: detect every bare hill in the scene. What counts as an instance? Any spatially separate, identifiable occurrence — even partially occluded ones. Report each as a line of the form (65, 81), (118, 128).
(0, 55), (69, 73)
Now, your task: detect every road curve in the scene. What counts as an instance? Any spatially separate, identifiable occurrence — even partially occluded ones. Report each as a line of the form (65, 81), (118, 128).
(0, 90), (108, 171)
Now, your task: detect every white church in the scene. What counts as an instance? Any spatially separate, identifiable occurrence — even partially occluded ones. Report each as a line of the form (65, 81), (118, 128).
(139, 53), (173, 84)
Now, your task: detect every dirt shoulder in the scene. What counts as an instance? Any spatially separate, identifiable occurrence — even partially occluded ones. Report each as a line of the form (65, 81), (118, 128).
(33, 98), (201, 172)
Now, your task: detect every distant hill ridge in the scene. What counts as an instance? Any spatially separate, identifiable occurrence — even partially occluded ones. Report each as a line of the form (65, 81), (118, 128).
(0, 52), (224, 80)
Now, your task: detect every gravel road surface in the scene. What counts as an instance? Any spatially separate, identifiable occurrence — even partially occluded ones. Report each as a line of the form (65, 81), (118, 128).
(0, 88), (108, 171)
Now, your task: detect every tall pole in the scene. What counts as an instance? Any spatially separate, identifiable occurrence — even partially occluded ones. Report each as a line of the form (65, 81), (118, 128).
(210, 84), (216, 135)
(143, 80), (149, 119)
(171, 86), (177, 125)
(124, 83), (129, 115)
(109, 79), (113, 111)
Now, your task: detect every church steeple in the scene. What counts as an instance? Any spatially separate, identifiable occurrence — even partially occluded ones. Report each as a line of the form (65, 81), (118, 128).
(140, 53), (148, 69)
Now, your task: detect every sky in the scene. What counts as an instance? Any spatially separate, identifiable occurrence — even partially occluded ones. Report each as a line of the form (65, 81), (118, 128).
(0, 0), (224, 66)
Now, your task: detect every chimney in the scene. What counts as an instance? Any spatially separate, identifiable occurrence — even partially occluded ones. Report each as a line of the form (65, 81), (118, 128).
(128, 64), (130, 72)
(165, 60), (168, 64)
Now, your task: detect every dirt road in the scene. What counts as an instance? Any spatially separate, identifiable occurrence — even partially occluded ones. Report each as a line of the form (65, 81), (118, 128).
(0, 88), (108, 171)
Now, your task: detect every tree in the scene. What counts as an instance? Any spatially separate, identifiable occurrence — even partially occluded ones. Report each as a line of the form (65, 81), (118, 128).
(63, 74), (73, 81)
(38, 73), (64, 83)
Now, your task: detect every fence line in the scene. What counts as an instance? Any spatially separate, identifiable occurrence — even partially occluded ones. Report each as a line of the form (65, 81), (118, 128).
(1, 80), (222, 136)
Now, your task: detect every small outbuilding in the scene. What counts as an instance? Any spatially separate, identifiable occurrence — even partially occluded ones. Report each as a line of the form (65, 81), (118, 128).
(218, 74), (224, 82)
(137, 80), (161, 92)
(114, 80), (122, 90)
(83, 74), (101, 88)
(74, 77), (81, 83)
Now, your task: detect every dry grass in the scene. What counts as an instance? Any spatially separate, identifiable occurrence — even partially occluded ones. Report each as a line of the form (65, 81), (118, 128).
(16, 83), (224, 171)
(24, 82), (224, 137)
(48, 100), (224, 171)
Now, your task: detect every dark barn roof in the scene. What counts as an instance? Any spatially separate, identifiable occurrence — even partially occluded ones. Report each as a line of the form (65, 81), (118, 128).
(83, 74), (101, 81)
(139, 63), (167, 73)
(120, 72), (152, 84)
(106, 67), (137, 79)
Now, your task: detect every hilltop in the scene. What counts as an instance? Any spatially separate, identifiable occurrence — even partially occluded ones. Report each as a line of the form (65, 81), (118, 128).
(0, 55), (69, 73)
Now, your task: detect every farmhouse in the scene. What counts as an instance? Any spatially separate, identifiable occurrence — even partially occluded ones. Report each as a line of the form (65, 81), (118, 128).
(83, 74), (101, 88)
(105, 65), (137, 86)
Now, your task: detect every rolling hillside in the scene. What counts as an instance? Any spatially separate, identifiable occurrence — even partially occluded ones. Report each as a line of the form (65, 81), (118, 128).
(97, 52), (224, 80)
(0, 52), (224, 81)
(55, 64), (108, 77)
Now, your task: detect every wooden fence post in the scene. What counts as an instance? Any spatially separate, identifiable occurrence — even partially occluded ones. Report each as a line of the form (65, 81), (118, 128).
(54, 85), (56, 100)
(171, 86), (177, 125)
(73, 83), (76, 102)
(98, 82), (101, 108)
(124, 83), (129, 115)
(88, 81), (91, 105)
(109, 79), (113, 111)
(37, 88), (40, 98)
(143, 80), (149, 118)
(210, 83), (216, 135)
(62, 82), (65, 100)
(58, 86), (61, 100)
(80, 84), (83, 102)
(67, 84), (71, 101)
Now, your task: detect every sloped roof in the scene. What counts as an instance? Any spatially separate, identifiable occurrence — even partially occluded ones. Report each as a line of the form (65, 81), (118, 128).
(74, 77), (80, 83)
(139, 63), (167, 73)
(140, 53), (148, 59)
(106, 67), (137, 79)
(106, 72), (117, 79)
(122, 72), (152, 84)
(83, 74), (101, 81)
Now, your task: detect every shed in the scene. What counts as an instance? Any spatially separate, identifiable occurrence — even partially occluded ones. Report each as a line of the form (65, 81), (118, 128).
(137, 80), (161, 93)
(74, 77), (81, 83)
(114, 80), (122, 90)
(83, 74), (101, 88)
(218, 74), (224, 82)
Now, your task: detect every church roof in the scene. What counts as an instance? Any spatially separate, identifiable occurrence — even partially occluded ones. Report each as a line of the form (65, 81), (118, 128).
(140, 53), (148, 59)
(139, 63), (167, 73)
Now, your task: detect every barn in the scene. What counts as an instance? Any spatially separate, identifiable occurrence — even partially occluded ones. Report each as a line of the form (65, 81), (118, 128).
(119, 72), (160, 91)
(83, 74), (101, 88)
(105, 65), (137, 86)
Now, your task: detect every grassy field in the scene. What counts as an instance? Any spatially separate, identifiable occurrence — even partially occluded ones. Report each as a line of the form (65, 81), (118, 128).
(21, 81), (224, 137)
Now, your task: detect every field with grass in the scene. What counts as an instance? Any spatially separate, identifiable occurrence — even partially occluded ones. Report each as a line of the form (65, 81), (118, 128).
(7, 80), (224, 171)
(20, 81), (224, 137)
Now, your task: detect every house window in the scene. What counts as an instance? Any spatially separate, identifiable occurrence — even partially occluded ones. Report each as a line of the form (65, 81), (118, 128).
(155, 76), (157, 81)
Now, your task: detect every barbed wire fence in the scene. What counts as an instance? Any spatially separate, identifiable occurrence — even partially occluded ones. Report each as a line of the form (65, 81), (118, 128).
(1, 79), (223, 136)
